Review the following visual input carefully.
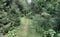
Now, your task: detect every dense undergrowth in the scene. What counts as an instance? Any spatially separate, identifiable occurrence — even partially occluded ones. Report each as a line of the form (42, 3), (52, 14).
(0, 0), (60, 37)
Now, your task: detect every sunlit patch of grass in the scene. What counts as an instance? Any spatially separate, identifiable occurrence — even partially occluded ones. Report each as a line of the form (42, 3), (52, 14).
(15, 17), (32, 37)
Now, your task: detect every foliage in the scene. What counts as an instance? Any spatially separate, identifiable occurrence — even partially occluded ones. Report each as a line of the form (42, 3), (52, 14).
(0, 0), (60, 37)
(0, 0), (20, 35)
(8, 29), (16, 37)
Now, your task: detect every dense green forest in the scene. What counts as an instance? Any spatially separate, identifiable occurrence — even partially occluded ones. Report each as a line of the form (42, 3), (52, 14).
(0, 0), (60, 37)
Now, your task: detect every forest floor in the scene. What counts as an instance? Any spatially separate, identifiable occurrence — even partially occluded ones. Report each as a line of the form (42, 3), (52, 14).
(15, 17), (36, 37)
(4, 17), (37, 37)
(15, 17), (30, 37)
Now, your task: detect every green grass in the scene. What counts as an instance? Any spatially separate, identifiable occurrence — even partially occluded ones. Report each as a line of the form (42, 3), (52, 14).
(4, 17), (41, 37)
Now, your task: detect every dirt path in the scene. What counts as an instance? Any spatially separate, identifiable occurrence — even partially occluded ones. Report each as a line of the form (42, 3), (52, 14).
(15, 17), (32, 37)
(20, 17), (32, 37)
(22, 23), (28, 37)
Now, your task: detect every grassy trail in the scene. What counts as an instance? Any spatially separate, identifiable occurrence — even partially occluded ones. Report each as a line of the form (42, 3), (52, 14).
(15, 17), (33, 37)
(4, 17), (36, 37)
